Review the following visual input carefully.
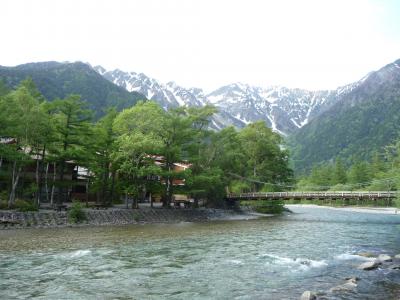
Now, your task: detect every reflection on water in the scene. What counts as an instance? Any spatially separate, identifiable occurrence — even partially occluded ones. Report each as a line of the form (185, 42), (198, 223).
(0, 207), (399, 299)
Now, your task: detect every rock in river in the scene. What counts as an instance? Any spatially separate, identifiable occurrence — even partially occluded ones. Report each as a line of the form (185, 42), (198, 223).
(300, 290), (317, 300)
(329, 277), (359, 292)
(377, 254), (392, 262)
(389, 264), (400, 270)
(358, 260), (381, 270)
(357, 252), (376, 258)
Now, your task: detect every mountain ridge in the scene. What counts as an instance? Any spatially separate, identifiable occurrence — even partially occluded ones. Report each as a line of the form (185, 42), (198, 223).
(288, 58), (400, 171)
(94, 65), (365, 134)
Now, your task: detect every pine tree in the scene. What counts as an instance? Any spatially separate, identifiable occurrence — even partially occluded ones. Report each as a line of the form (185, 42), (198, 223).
(51, 95), (93, 207)
(333, 158), (347, 184)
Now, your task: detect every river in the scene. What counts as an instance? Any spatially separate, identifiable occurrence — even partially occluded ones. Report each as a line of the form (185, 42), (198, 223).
(0, 206), (399, 299)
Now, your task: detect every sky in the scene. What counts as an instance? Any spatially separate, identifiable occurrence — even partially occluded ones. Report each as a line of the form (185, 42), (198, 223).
(1, 0), (400, 92)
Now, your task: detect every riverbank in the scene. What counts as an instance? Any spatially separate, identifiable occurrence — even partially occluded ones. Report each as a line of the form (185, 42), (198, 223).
(286, 204), (399, 215)
(0, 207), (265, 229)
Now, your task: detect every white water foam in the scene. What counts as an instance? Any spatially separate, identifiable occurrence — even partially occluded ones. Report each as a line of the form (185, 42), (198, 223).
(335, 253), (375, 261)
(263, 254), (328, 271)
(227, 259), (243, 265)
(66, 249), (92, 258)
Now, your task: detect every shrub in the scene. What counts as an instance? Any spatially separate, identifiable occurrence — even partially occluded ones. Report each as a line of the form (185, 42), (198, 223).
(68, 202), (87, 223)
(241, 199), (285, 214)
(0, 200), (7, 210)
(15, 199), (38, 212)
(395, 197), (400, 208)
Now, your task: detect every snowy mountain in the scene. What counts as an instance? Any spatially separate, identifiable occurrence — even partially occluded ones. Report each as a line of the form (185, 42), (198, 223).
(208, 83), (359, 135)
(94, 66), (207, 109)
(93, 66), (361, 135)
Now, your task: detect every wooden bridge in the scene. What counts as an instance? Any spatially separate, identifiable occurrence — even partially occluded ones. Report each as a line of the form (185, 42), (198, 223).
(226, 191), (397, 206)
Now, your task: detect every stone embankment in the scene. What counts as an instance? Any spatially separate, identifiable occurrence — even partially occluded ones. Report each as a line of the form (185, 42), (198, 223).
(0, 208), (248, 229)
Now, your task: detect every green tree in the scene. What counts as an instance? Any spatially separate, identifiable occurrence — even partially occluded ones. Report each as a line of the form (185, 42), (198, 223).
(348, 160), (370, 187)
(0, 83), (48, 207)
(51, 95), (93, 207)
(333, 158), (347, 184)
(238, 121), (293, 191)
(90, 108), (118, 206)
(113, 101), (165, 208)
(112, 132), (162, 208)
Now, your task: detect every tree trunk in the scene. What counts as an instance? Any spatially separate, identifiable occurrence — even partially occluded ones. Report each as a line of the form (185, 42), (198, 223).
(101, 161), (109, 206)
(164, 163), (173, 208)
(45, 163), (49, 203)
(50, 163), (56, 207)
(109, 171), (116, 206)
(35, 156), (40, 207)
(8, 161), (22, 208)
(150, 192), (153, 208)
(141, 185), (146, 204)
(57, 160), (65, 207)
(36, 146), (46, 208)
(85, 181), (89, 208)
(0, 156), (3, 171)
(125, 192), (129, 209)
(132, 194), (138, 209)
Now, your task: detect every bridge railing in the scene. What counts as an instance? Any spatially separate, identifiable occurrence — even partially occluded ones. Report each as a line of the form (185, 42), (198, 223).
(226, 191), (398, 200)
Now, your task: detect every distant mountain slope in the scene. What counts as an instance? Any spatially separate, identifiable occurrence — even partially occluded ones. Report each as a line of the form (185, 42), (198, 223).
(289, 59), (400, 171)
(95, 66), (360, 135)
(0, 62), (145, 117)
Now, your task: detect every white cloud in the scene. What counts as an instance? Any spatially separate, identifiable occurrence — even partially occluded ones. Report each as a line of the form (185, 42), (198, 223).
(1, 0), (399, 92)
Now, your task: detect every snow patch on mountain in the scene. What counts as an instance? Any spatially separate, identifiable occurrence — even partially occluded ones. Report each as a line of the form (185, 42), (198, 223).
(93, 65), (363, 135)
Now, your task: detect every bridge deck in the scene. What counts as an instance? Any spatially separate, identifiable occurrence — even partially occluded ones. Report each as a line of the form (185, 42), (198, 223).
(226, 191), (397, 201)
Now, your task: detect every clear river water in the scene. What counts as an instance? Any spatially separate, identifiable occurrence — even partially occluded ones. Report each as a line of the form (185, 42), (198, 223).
(0, 206), (399, 299)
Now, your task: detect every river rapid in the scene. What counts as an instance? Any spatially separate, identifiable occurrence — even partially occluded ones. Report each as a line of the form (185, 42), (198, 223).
(0, 206), (399, 299)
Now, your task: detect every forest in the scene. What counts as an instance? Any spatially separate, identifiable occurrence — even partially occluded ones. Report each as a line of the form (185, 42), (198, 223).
(0, 79), (293, 210)
(297, 149), (400, 194)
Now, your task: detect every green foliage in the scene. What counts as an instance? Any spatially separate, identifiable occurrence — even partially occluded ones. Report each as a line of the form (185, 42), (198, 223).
(230, 180), (251, 194)
(68, 202), (87, 223)
(348, 160), (370, 184)
(395, 197), (400, 208)
(241, 200), (284, 214)
(238, 122), (293, 190)
(14, 200), (38, 212)
(0, 200), (8, 210)
(0, 62), (144, 118)
(333, 158), (347, 184)
(296, 137), (400, 206)
(328, 184), (352, 191)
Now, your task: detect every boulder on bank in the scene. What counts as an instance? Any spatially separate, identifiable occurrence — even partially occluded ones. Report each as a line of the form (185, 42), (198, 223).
(300, 290), (317, 300)
(377, 254), (392, 262)
(357, 260), (381, 270)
